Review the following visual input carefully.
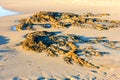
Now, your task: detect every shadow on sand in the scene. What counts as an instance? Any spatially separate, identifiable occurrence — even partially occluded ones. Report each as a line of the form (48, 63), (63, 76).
(0, 50), (12, 53)
(0, 36), (9, 45)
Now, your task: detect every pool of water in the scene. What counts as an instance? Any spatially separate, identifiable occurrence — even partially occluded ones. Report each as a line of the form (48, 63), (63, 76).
(0, 6), (19, 17)
(11, 26), (17, 31)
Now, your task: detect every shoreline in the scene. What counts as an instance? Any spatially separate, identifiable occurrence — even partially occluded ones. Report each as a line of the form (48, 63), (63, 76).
(1, 4), (120, 20)
(0, 6), (20, 17)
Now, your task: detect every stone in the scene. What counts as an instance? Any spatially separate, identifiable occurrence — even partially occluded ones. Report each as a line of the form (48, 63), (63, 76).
(14, 11), (120, 31)
(20, 31), (120, 68)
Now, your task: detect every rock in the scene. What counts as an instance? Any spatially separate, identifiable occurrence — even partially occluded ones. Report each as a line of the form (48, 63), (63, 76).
(14, 11), (120, 31)
(20, 31), (119, 68)
(64, 50), (99, 68)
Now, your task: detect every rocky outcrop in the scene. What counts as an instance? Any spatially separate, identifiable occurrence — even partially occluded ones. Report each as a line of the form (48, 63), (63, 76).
(21, 31), (120, 68)
(14, 11), (120, 31)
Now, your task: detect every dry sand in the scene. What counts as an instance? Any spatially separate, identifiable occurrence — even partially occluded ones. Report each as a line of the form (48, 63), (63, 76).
(0, 0), (120, 80)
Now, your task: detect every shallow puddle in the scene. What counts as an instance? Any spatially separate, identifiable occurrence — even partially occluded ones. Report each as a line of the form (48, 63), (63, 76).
(11, 26), (17, 31)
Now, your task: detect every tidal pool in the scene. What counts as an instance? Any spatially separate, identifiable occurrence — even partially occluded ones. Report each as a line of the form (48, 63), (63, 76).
(11, 26), (17, 31)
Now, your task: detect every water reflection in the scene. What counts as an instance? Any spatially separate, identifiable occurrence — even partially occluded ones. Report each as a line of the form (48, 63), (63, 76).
(11, 26), (17, 31)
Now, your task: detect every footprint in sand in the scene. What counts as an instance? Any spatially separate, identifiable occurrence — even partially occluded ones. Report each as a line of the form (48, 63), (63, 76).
(114, 58), (120, 63)
(0, 63), (2, 70)
(0, 55), (3, 61)
(0, 55), (8, 61)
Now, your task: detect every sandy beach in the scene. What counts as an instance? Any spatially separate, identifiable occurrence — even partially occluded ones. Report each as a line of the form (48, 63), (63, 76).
(0, 0), (120, 80)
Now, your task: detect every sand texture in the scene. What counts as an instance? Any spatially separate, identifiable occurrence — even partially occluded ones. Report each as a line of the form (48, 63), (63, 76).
(0, 0), (120, 80)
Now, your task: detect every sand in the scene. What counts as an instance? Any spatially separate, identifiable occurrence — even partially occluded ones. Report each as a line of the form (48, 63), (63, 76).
(0, 0), (120, 80)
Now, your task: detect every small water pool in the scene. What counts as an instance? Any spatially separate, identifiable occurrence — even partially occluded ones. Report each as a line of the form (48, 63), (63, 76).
(0, 6), (19, 17)
(11, 26), (17, 31)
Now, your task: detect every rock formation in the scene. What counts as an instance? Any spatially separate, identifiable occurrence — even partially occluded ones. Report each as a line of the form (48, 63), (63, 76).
(14, 11), (120, 31)
(20, 31), (120, 68)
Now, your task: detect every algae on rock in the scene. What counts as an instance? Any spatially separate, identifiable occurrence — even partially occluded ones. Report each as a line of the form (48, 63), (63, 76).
(21, 31), (120, 68)
(14, 11), (120, 31)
